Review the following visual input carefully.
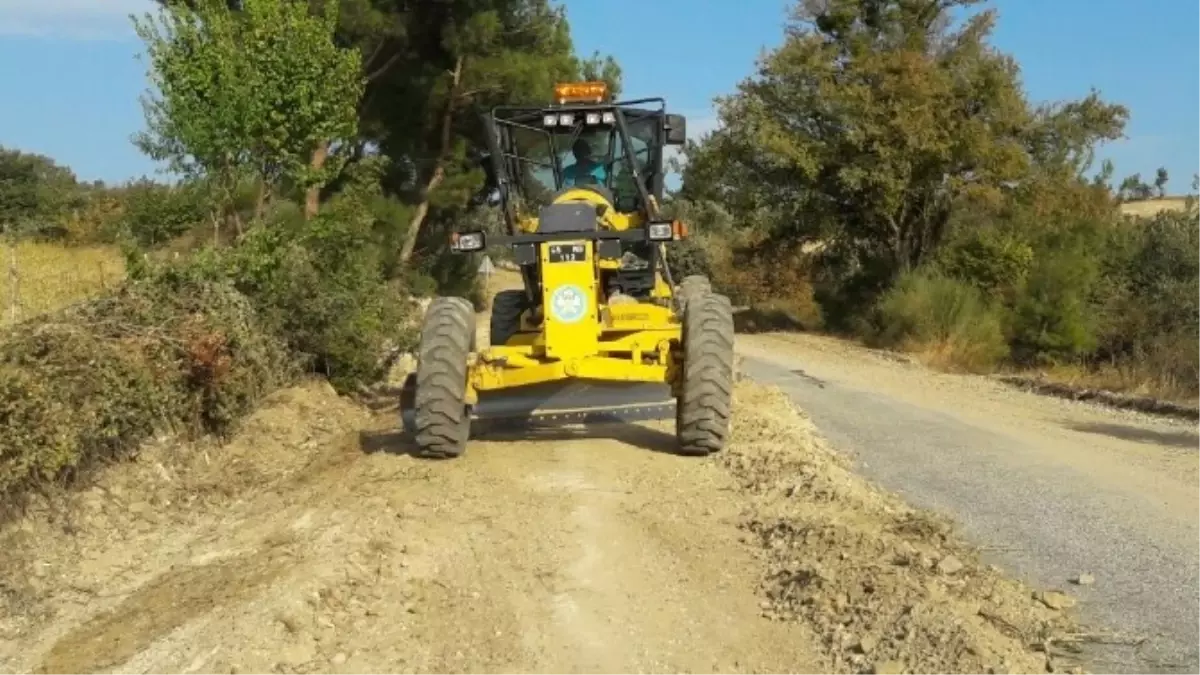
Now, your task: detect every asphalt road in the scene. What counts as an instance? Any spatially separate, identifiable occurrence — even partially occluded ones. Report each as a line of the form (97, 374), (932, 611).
(736, 334), (1200, 674)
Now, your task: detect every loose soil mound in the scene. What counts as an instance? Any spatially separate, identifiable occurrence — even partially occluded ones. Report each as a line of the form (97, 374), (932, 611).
(0, 378), (371, 664)
(722, 381), (1080, 674)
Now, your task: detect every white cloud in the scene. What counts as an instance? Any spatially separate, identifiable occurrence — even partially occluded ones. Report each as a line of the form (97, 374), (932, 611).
(0, 0), (155, 40)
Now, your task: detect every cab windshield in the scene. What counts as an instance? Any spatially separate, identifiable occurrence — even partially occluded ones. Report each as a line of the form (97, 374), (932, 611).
(501, 114), (658, 211)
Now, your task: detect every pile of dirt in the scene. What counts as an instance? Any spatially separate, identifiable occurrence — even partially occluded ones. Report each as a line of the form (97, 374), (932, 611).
(0, 378), (372, 657)
(720, 381), (1081, 674)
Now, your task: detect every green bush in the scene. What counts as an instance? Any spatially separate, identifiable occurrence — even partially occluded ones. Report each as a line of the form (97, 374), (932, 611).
(0, 275), (293, 509)
(193, 197), (420, 392)
(666, 235), (714, 282)
(116, 179), (211, 247)
(933, 230), (1034, 302)
(1007, 242), (1100, 365)
(0, 194), (425, 514)
(871, 269), (1008, 371)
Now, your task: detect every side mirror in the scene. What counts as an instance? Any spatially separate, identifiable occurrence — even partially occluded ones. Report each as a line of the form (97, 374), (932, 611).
(664, 114), (687, 146)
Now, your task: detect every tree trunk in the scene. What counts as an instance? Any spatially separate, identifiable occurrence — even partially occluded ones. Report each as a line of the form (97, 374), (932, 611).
(305, 141), (329, 220)
(397, 56), (464, 266)
(228, 207), (243, 241)
(254, 175), (268, 222)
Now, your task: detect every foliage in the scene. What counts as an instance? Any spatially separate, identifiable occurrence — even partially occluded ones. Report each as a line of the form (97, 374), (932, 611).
(0, 274), (293, 511)
(871, 269), (1008, 372)
(133, 0), (363, 222)
(1006, 239), (1100, 364)
(114, 178), (211, 247)
(682, 0), (1127, 327)
(932, 228), (1034, 302)
(0, 147), (81, 237)
(328, 0), (622, 267)
(141, 196), (420, 392)
(658, 198), (737, 283)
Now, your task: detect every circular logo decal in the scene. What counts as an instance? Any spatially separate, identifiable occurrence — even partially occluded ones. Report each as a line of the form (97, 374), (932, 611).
(550, 284), (587, 323)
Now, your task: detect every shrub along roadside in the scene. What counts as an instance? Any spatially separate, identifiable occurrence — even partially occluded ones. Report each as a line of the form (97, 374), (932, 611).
(0, 199), (420, 518)
(869, 270), (1009, 373)
(0, 276), (294, 513)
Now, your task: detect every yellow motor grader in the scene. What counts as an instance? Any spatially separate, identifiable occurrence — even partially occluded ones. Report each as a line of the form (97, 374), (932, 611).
(399, 81), (733, 458)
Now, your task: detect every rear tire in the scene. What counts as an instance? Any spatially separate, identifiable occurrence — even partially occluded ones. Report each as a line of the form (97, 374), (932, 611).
(413, 297), (475, 458)
(676, 290), (734, 456)
(675, 274), (712, 313)
(489, 289), (528, 346)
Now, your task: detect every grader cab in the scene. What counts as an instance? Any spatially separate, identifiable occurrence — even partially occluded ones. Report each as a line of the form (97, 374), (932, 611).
(399, 81), (733, 458)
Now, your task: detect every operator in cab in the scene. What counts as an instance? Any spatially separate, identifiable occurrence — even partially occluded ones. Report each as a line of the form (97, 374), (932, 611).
(562, 138), (608, 187)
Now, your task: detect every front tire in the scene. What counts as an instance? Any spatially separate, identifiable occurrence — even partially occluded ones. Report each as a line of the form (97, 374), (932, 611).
(413, 297), (475, 458)
(675, 274), (713, 313)
(676, 291), (735, 456)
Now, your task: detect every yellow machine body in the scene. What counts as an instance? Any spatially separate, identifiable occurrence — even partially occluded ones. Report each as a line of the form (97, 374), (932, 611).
(401, 84), (735, 459)
(466, 189), (682, 408)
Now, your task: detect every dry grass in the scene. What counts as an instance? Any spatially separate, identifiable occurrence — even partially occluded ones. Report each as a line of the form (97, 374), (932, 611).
(1118, 196), (1192, 219)
(1033, 362), (1199, 407)
(0, 241), (126, 327)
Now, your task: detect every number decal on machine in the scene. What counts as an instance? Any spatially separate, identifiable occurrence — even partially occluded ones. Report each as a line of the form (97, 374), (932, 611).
(548, 243), (587, 263)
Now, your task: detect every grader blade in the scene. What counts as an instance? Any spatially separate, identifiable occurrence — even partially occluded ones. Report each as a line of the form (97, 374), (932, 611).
(400, 373), (674, 434)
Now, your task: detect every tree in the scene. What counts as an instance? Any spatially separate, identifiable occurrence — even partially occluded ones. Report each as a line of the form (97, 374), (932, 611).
(359, 0), (618, 266)
(1154, 166), (1169, 198)
(133, 0), (363, 231)
(683, 0), (1128, 318)
(143, 0), (621, 271)
(1117, 173), (1154, 201)
(0, 147), (80, 235)
(687, 1), (1036, 278)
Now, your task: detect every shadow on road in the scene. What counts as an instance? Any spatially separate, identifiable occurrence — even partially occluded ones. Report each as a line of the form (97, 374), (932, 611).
(1066, 421), (1199, 450)
(476, 421), (681, 455)
(358, 421), (682, 457)
(733, 306), (811, 334)
(358, 428), (424, 457)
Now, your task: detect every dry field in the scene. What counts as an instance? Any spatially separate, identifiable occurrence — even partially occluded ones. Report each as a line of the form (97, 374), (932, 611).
(1118, 195), (1192, 218)
(0, 241), (125, 327)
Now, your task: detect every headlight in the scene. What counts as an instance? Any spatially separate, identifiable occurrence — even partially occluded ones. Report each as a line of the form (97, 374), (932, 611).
(452, 231), (485, 252)
(601, 111), (616, 124)
(559, 113), (575, 126)
(543, 114), (558, 127)
(647, 222), (673, 241)
(585, 112), (601, 125)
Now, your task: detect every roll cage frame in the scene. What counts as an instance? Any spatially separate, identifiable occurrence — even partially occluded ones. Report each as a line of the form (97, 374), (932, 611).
(480, 97), (687, 238)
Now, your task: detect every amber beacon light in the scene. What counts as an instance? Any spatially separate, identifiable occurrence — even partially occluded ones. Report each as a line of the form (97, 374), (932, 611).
(553, 81), (609, 104)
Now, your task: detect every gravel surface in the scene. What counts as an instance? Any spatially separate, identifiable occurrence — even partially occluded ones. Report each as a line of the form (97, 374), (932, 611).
(737, 332), (1200, 674)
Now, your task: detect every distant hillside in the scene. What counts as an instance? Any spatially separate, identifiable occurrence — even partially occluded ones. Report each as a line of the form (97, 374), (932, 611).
(1119, 196), (1193, 218)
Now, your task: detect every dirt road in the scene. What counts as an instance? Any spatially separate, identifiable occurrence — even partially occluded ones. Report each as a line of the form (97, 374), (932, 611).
(736, 333), (1200, 674)
(0, 316), (1083, 673)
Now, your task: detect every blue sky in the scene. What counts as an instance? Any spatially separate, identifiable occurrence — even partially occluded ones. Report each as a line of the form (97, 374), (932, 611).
(1, 0), (1196, 192)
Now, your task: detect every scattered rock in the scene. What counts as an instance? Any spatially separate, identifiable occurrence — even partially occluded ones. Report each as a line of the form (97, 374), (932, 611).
(855, 634), (878, 654)
(1033, 590), (1076, 610)
(331, 652), (348, 666)
(872, 659), (905, 674)
(722, 382), (1076, 675)
(1069, 572), (1094, 586)
(936, 554), (964, 575)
